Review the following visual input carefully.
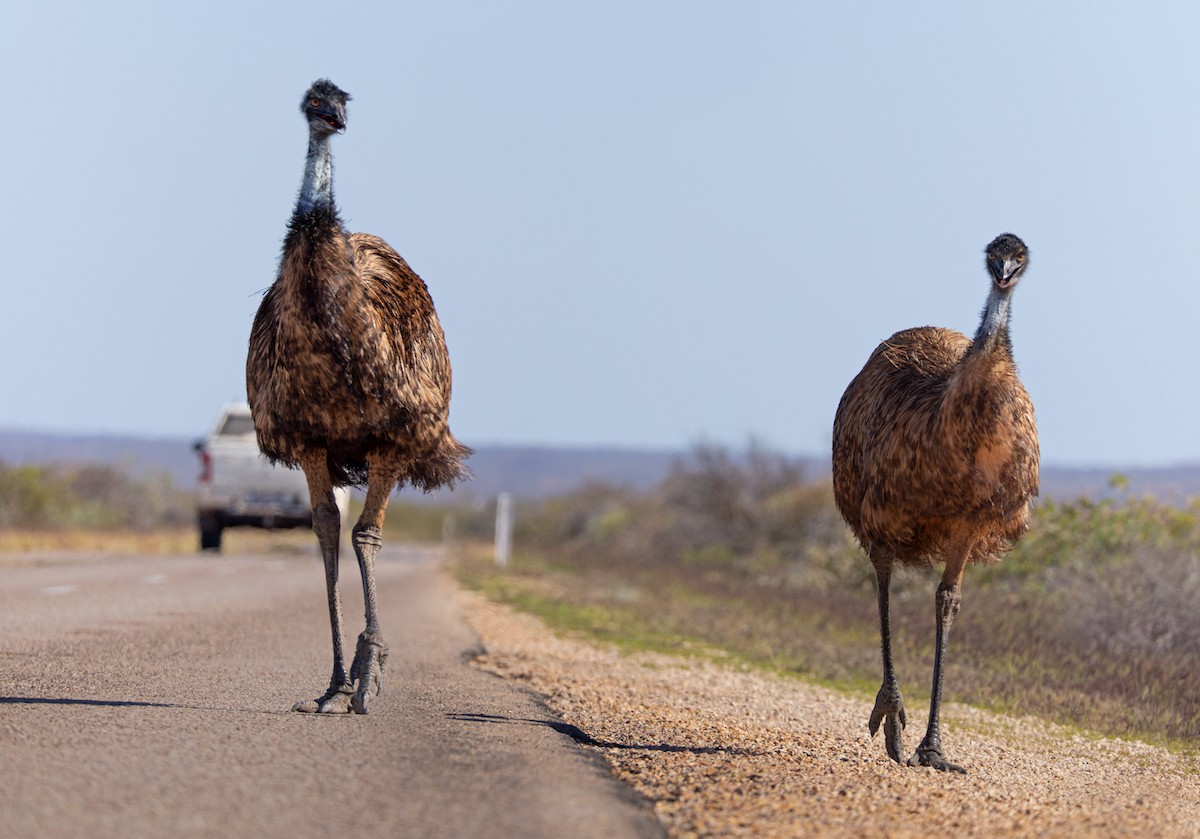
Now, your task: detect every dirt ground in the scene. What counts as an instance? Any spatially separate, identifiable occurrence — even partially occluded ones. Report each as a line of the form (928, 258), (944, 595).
(457, 587), (1200, 838)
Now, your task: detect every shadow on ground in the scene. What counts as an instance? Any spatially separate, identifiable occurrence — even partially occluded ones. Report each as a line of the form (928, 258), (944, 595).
(448, 711), (760, 756)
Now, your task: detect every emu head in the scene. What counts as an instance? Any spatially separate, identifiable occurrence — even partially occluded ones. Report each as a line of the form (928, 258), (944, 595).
(985, 233), (1029, 290)
(301, 79), (351, 135)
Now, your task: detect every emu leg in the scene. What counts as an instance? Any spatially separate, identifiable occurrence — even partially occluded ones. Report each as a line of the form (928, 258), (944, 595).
(348, 524), (389, 714)
(347, 456), (400, 714)
(868, 555), (906, 763)
(294, 453), (353, 714)
(909, 553), (968, 773)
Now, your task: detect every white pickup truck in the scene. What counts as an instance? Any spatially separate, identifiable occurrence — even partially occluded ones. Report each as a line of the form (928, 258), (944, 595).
(194, 403), (347, 551)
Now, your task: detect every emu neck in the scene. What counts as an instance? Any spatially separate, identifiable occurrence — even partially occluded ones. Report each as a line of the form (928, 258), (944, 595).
(970, 285), (1013, 356)
(296, 132), (335, 215)
(940, 285), (1019, 441)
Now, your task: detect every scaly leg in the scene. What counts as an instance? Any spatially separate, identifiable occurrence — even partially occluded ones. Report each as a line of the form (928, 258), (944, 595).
(293, 451), (354, 714)
(908, 549), (969, 773)
(868, 552), (907, 763)
(347, 453), (401, 714)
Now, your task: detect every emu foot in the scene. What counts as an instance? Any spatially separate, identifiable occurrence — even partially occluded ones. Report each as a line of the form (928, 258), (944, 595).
(349, 630), (389, 714)
(907, 739), (966, 774)
(868, 681), (907, 764)
(293, 682), (354, 714)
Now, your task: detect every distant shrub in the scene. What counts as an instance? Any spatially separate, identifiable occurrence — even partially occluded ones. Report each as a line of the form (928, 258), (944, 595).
(516, 443), (859, 586)
(1067, 546), (1200, 657)
(0, 460), (193, 531)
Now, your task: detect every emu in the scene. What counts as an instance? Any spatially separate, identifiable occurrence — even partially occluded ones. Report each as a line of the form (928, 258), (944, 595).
(831, 233), (1039, 772)
(247, 79), (471, 714)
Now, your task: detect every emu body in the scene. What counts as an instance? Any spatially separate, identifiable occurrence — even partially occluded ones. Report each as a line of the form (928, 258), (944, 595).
(832, 233), (1038, 771)
(247, 79), (470, 714)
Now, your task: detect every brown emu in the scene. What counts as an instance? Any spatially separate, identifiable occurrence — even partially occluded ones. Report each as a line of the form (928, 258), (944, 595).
(247, 79), (470, 714)
(832, 233), (1039, 772)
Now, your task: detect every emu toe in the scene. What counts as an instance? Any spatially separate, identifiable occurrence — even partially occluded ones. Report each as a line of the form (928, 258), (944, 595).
(349, 631), (389, 714)
(907, 740), (966, 774)
(293, 683), (355, 714)
(868, 681), (907, 764)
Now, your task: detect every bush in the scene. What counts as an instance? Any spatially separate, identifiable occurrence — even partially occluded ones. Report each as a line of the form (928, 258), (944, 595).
(515, 444), (862, 588)
(0, 460), (193, 531)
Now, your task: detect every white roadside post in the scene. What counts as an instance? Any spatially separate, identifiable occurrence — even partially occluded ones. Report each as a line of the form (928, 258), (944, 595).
(494, 492), (513, 567)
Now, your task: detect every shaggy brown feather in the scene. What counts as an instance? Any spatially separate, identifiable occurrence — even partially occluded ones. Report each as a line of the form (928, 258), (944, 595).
(246, 201), (470, 490)
(832, 325), (1039, 567)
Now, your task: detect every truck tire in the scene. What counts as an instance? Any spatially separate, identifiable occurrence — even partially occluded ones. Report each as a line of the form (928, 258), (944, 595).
(199, 512), (223, 552)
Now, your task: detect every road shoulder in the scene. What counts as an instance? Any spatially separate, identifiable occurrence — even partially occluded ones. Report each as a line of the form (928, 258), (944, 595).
(456, 585), (1200, 838)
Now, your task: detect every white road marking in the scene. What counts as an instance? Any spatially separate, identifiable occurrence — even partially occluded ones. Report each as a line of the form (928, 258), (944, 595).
(41, 585), (77, 595)
(140, 575), (168, 585)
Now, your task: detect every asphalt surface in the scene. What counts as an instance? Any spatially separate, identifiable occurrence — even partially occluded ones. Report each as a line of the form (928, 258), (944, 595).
(0, 544), (664, 839)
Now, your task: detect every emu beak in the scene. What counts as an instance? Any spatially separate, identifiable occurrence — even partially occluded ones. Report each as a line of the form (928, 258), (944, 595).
(307, 105), (346, 132)
(991, 258), (1022, 289)
(998, 259), (1023, 288)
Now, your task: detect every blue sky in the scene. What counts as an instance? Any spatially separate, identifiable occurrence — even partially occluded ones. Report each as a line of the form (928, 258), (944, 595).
(3, 2), (1198, 466)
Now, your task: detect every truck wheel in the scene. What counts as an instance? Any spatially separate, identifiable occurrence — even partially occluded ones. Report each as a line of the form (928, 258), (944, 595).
(199, 512), (223, 552)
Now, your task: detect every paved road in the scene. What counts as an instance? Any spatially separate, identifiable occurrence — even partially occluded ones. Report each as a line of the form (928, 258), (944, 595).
(0, 545), (664, 838)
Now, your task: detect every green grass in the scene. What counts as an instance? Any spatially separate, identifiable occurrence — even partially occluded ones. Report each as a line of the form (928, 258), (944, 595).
(459, 559), (735, 661)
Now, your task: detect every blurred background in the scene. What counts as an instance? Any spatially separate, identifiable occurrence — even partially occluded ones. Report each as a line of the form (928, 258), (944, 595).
(2, 1), (1197, 472)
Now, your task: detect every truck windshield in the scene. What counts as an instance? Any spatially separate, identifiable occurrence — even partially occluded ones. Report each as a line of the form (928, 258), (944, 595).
(219, 414), (257, 436)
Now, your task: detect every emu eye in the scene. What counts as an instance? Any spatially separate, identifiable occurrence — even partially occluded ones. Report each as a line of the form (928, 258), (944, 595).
(310, 98), (320, 107)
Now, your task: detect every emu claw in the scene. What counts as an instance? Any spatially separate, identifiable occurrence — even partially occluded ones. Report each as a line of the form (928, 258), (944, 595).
(349, 631), (389, 714)
(293, 683), (354, 714)
(868, 681), (907, 764)
(907, 740), (966, 774)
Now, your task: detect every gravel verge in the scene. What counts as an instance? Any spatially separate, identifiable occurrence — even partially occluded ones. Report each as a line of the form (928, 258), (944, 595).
(456, 586), (1200, 838)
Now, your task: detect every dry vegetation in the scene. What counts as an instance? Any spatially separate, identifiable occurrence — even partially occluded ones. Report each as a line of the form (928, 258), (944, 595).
(456, 444), (1200, 749)
(0, 460), (193, 532)
(0, 457), (464, 559)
